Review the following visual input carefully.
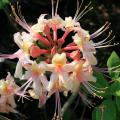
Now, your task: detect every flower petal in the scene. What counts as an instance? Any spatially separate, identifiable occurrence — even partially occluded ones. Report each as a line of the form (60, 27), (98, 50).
(14, 61), (23, 79)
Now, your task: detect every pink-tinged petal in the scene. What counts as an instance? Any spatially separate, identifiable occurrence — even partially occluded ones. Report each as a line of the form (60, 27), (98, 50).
(46, 64), (55, 72)
(14, 32), (22, 48)
(0, 58), (5, 62)
(21, 71), (31, 80)
(84, 71), (96, 82)
(0, 95), (17, 113)
(38, 14), (47, 23)
(40, 75), (49, 90)
(39, 91), (47, 108)
(58, 71), (69, 83)
(0, 49), (23, 60)
(64, 77), (80, 92)
(50, 72), (58, 82)
(38, 61), (48, 69)
(48, 72), (58, 91)
(33, 78), (41, 96)
(69, 50), (81, 60)
(6, 72), (14, 83)
(0, 95), (6, 104)
(14, 61), (23, 79)
(28, 90), (39, 99)
(30, 14), (47, 34)
(20, 55), (32, 65)
(7, 95), (16, 108)
(83, 52), (97, 65)
(64, 61), (77, 72)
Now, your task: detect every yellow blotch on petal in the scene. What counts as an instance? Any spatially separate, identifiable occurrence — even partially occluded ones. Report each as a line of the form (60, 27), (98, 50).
(22, 41), (31, 53)
(85, 31), (90, 41)
(28, 90), (39, 99)
(0, 81), (7, 93)
(74, 36), (83, 49)
(74, 60), (85, 75)
(52, 53), (67, 67)
(31, 62), (44, 76)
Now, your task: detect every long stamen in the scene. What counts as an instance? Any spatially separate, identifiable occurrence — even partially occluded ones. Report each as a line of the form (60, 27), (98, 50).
(51, 0), (54, 17)
(75, 2), (93, 21)
(84, 81), (106, 93)
(93, 31), (112, 46)
(16, 91), (31, 102)
(94, 66), (120, 73)
(22, 80), (32, 93)
(93, 35), (117, 49)
(55, 0), (60, 16)
(109, 64), (120, 71)
(90, 22), (111, 39)
(53, 91), (62, 120)
(95, 42), (118, 49)
(82, 82), (103, 98)
(17, 78), (33, 102)
(79, 92), (94, 108)
(77, 7), (93, 21)
(17, 3), (28, 26)
(87, 82), (108, 90)
(11, 5), (30, 32)
(57, 92), (61, 119)
(74, 0), (84, 20)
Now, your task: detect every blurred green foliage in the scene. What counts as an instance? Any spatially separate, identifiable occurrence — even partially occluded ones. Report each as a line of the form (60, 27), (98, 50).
(92, 51), (120, 120)
(0, 0), (10, 9)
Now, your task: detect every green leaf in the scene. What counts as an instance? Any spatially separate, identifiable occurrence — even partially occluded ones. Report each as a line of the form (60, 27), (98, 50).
(0, 115), (11, 120)
(106, 79), (120, 96)
(0, 0), (10, 9)
(93, 71), (109, 87)
(63, 109), (73, 120)
(2, 0), (9, 3)
(92, 71), (109, 97)
(92, 99), (116, 120)
(107, 51), (120, 79)
(116, 96), (120, 112)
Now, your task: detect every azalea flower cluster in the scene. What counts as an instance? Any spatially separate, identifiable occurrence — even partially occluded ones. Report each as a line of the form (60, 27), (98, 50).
(0, 0), (115, 119)
(0, 73), (18, 113)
